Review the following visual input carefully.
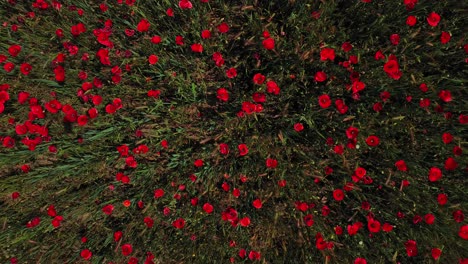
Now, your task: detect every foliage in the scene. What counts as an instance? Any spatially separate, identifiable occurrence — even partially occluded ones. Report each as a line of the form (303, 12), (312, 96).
(0, 0), (467, 263)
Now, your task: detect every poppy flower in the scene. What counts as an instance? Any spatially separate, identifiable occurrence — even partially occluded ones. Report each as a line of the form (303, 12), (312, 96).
(440, 31), (451, 44)
(428, 167), (442, 182)
(427, 12), (441, 27)
(438, 90), (452, 102)
(172, 218), (186, 229)
(294, 123), (304, 132)
(253, 73), (266, 85)
(395, 160), (408, 171)
(262, 38), (275, 50)
(315, 71), (327, 82)
(318, 94), (331, 108)
(406, 15), (417, 26)
(194, 159), (204, 167)
(102, 204), (114, 215)
(333, 189), (344, 201)
(178, 0), (192, 9)
(217, 22), (229, 33)
(136, 19), (150, 32)
(238, 144), (248, 156)
(191, 43), (203, 53)
(459, 225), (468, 240)
(266, 158), (278, 168)
(219, 143), (229, 155)
(121, 244), (133, 256)
(80, 249), (92, 260)
(266, 81), (280, 95)
(148, 54), (158, 64)
(365, 135), (380, 147)
(390, 34), (400, 45)
(20, 63), (32, 75)
(444, 157), (458, 171)
(404, 240), (418, 257)
(354, 258), (367, 264)
(203, 203), (213, 214)
(252, 199), (262, 209)
(320, 47), (335, 61)
(201, 29), (211, 39)
(8, 44), (21, 57)
(248, 250), (261, 260)
(154, 189), (165, 198)
(239, 217), (251, 227)
(175, 35), (184, 45)
(431, 248), (442, 260)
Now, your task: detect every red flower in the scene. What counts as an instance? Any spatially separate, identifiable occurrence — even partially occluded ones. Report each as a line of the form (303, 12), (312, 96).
(320, 47), (335, 61)
(437, 193), (448, 205)
(239, 217), (251, 227)
(382, 223), (394, 232)
(262, 38), (275, 50)
(136, 19), (150, 32)
(440, 31), (451, 44)
(203, 203), (213, 214)
(175, 35), (184, 45)
(438, 90), (452, 102)
(459, 225), (468, 240)
(178, 0), (193, 9)
(431, 248), (442, 260)
(428, 167), (442, 182)
(318, 94), (331, 108)
(266, 158), (278, 168)
(304, 214), (314, 226)
(154, 188), (165, 198)
(332, 189), (344, 201)
(390, 34), (400, 45)
(144, 216), (154, 228)
(367, 218), (381, 233)
(354, 258), (367, 264)
(314, 71), (327, 82)
(342, 42), (353, 52)
(266, 80), (280, 95)
(226, 67), (237, 78)
(238, 144), (249, 156)
(424, 213), (435, 225)
(453, 210), (465, 223)
(404, 240), (418, 257)
(445, 157), (458, 171)
(4, 62), (15, 72)
(8, 44), (21, 57)
(20, 63), (32, 75)
(346, 126), (359, 139)
(217, 22), (229, 33)
(201, 29), (211, 39)
(191, 43), (203, 53)
(216, 88), (229, 102)
(80, 249), (92, 260)
(102, 204), (114, 215)
(252, 199), (262, 209)
(219, 143), (229, 155)
(406, 15), (417, 26)
(395, 160), (408, 171)
(248, 250), (261, 260)
(148, 54), (158, 65)
(427, 12), (441, 27)
(365, 135), (380, 147)
(172, 218), (186, 229)
(253, 73), (266, 85)
(294, 123), (304, 132)
(166, 8), (174, 17)
(194, 159), (204, 167)
(114, 231), (123, 241)
(121, 244), (133, 256)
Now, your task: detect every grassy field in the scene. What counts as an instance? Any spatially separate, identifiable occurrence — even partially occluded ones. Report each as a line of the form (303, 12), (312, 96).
(0, 0), (467, 263)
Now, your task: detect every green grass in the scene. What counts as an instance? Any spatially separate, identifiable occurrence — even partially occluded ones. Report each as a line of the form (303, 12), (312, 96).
(0, 0), (467, 263)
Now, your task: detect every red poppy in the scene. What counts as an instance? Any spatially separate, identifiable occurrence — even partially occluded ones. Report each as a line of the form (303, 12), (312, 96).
(294, 123), (304, 132)
(121, 244), (133, 256)
(320, 47), (335, 61)
(424, 213), (435, 225)
(406, 15), (417, 26)
(395, 160), (408, 171)
(239, 217), (250, 227)
(366, 135), (380, 147)
(20, 63), (32, 75)
(253, 73), (266, 85)
(8, 44), (21, 57)
(203, 203), (213, 214)
(136, 19), (150, 32)
(354, 258), (367, 264)
(440, 31), (451, 44)
(194, 159), (204, 167)
(102, 204), (114, 215)
(428, 167), (442, 182)
(459, 225), (468, 240)
(431, 248), (442, 260)
(248, 251), (261, 260)
(252, 199), (262, 209)
(80, 249), (92, 260)
(219, 143), (229, 155)
(427, 12), (441, 27)
(154, 188), (165, 198)
(404, 240), (418, 257)
(214, 88), (228, 102)
(238, 144), (249, 156)
(445, 157), (458, 171)
(318, 94), (331, 108)
(172, 218), (186, 229)
(179, 0), (193, 9)
(191, 43), (203, 53)
(437, 193), (448, 205)
(262, 38), (275, 50)
(226, 67), (237, 78)
(217, 22), (229, 33)
(144, 217), (154, 228)
(266, 158), (278, 168)
(315, 71), (327, 82)
(148, 54), (158, 64)
(390, 34), (400, 45)
(266, 80), (280, 95)
(333, 189), (344, 201)
(175, 35), (184, 45)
